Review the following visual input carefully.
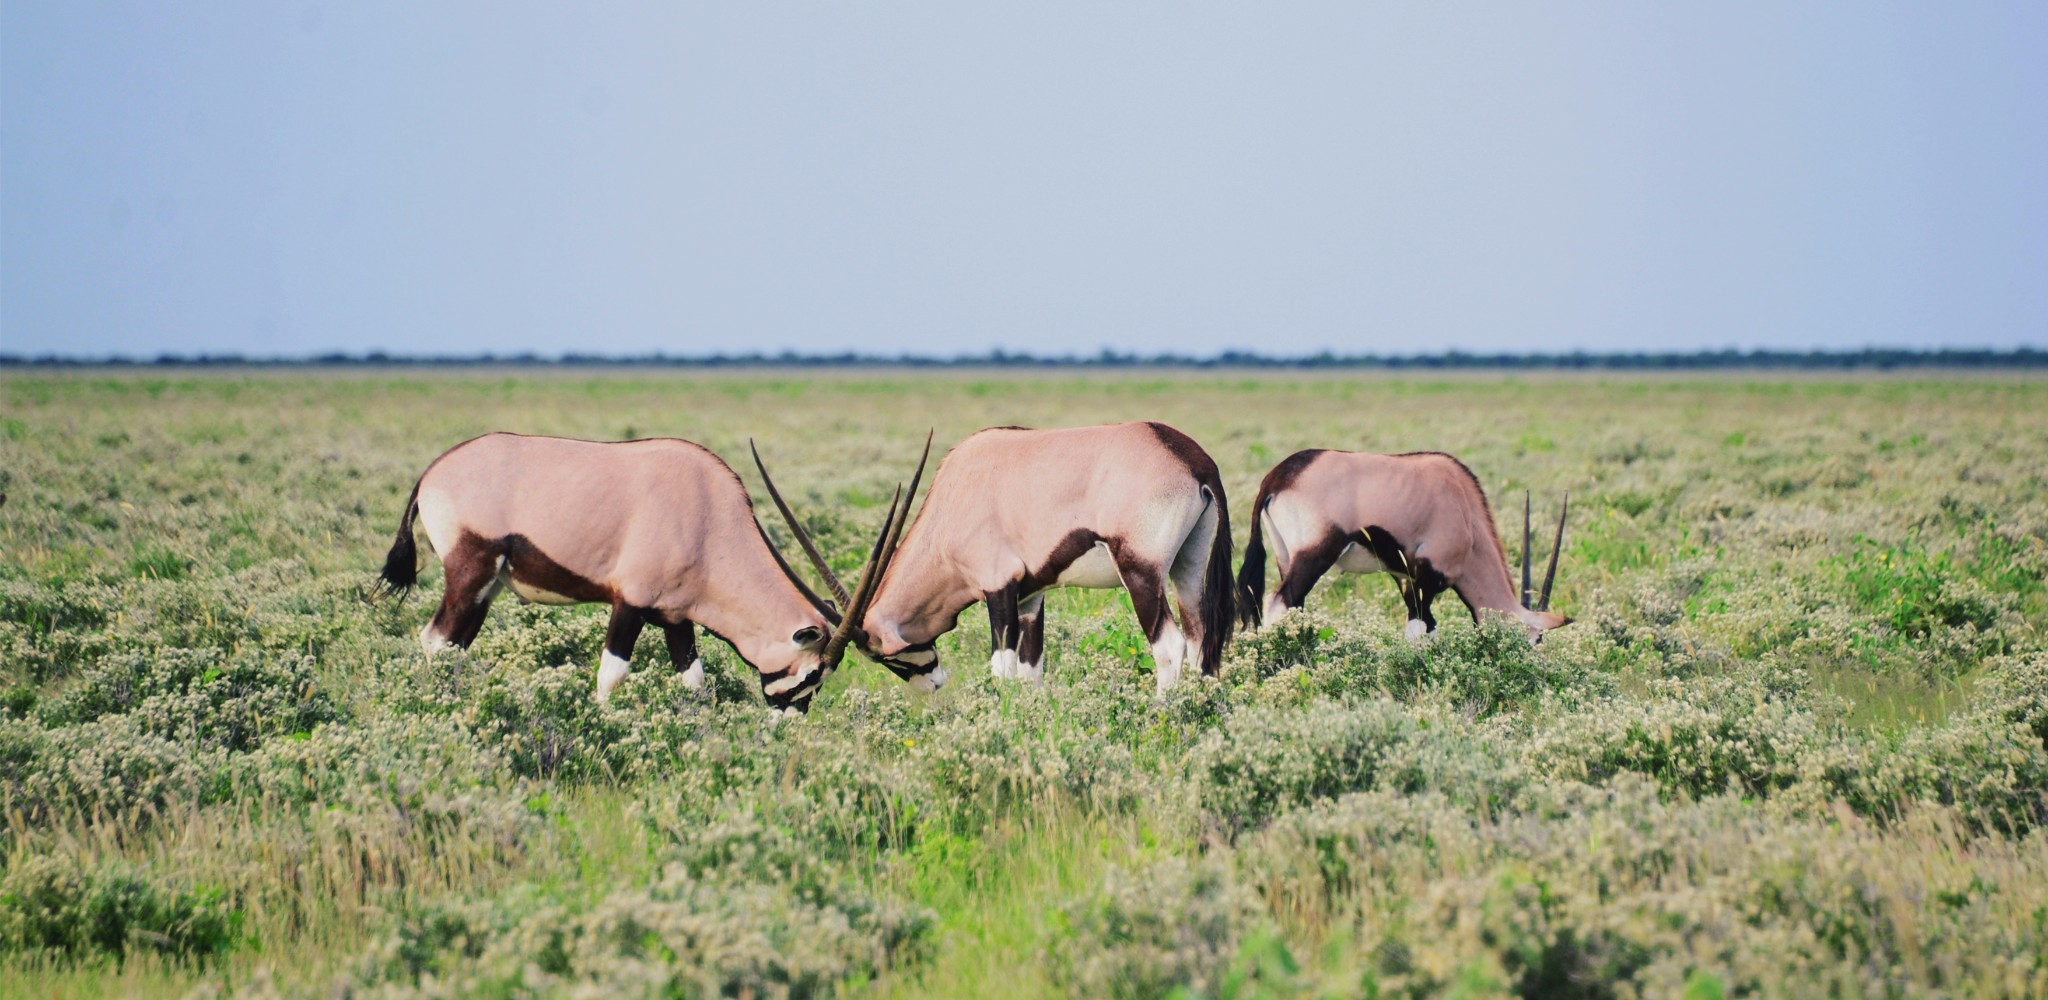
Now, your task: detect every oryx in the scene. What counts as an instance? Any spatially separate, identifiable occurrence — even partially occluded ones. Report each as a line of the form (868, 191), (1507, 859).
(754, 422), (1235, 694)
(1235, 449), (1571, 639)
(375, 432), (927, 713)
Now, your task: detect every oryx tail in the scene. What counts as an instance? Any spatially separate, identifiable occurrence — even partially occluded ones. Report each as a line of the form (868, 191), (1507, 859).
(1194, 461), (1236, 672)
(377, 478), (424, 598)
(1236, 450), (1324, 628)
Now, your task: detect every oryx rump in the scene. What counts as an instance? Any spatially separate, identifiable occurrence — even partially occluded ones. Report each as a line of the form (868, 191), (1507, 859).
(757, 422), (1234, 693)
(376, 432), (922, 713)
(1236, 450), (1571, 639)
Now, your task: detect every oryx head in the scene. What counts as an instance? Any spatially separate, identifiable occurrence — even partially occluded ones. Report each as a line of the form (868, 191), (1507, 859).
(752, 432), (949, 703)
(1517, 490), (1574, 642)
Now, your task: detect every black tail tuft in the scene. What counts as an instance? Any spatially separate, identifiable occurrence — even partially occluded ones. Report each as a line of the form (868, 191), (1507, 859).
(376, 480), (423, 601)
(1197, 483), (1235, 673)
(1235, 492), (1269, 628)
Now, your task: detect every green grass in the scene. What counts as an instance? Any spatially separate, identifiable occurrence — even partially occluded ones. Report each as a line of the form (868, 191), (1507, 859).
(2, 369), (2045, 997)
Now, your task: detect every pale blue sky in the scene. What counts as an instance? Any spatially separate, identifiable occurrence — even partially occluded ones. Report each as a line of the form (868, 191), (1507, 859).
(3, 3), (2044, 358)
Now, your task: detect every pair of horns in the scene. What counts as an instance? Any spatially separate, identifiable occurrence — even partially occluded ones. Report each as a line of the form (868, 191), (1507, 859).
(1520, 490), (1569, 612)
(752, 431), (933, 667)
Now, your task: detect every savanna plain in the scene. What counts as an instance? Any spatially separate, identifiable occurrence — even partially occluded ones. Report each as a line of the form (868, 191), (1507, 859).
(1, 370), (2046, 999)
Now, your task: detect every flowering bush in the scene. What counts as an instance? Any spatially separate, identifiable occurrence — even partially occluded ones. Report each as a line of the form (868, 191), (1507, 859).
(0, 854), (241, 965)
(348, 866), (935, 998)
(1046, 857), (1263, 1000)
(1191, 699), (1520, 835)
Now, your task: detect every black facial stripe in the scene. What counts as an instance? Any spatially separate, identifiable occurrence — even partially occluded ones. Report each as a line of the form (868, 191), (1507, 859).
(764, 679), (819, 711)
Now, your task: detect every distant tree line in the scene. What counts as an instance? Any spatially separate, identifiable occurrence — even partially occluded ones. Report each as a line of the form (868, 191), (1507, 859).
(2, 346), (2043, 370)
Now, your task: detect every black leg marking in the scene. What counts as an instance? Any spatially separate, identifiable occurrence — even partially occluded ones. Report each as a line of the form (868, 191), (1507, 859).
(430, 536), (504, 648)
(1394, 575), (1421, 620)
(1274, 532), (1347, 613)
(1018, 595), (1046, 670)
(662, 620), (698, 672)
(986, 583), (1020, 655)
(1111, 549), (1174, 643)
(605, 604), (646, 660)
(1416, 587), (1441, 630)
(1360, 525), (1451, 632)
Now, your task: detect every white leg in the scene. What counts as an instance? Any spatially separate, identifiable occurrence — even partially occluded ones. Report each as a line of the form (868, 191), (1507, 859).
(420, 622), (453, 654)
(1404, 619), (1430, 642)
(1166, 500), (1219, 677)
(596, 649), (632, 702)
(679, 658), (706, 691)
(1151, 630), (1188, 695)
(989, 648), (1020, 679)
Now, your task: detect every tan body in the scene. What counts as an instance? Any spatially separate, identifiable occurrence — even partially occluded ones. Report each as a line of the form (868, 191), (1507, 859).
(1237, 450), (1570, 638)
(379, 433), (837, 709)
(854, 423), (1236, 692)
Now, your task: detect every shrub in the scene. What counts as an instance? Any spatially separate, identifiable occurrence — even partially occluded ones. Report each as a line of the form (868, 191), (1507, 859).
(0, 579), (114, 639)
(453, 657), (756, 782)
(36, 648), (335, 754)
(910, 676), (1151, 828)
(1230, 611), (1605, 717)
(1046, 857), (1263, 1000)
(1977, 652), (2048, 749)
(0, 854), (241, 965)
(1522, 672), (1820, 799)
(350, 866), (935, 998)
(1, 714), (225, 825)
(1191, 700), (1520, 835)
(641, 750), (932, 887)
(1842, 717), (2048, 835)
(1242, 778), (2048, 999)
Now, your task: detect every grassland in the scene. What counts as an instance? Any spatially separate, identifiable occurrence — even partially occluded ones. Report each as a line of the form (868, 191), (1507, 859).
(1, 369), (2044, 998)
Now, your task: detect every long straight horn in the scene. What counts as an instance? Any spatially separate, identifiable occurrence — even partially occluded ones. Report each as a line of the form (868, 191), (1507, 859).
(750, 438), (852, 609)
(1538, 492), (1568, 612)
(1521, 490), (1533, 609)
(823, 485), (903, 668)
(821, 432), (933, 668)
(877, 430), (934, 572)
(755, 517), (839, 623)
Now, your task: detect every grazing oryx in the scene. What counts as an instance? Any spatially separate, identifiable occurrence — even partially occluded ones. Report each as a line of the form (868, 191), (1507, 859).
(754, 422), (1235, 694)
(1235, 450), (1571, 639)
(376, 432), (928, 713)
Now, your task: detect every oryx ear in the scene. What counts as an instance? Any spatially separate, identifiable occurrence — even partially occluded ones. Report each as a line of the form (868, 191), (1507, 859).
(792, 626), (826, 647)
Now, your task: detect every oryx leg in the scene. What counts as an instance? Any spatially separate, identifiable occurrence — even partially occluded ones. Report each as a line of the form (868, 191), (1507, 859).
(663, 620), (704, 690)
(422, 537), (505, 652)
(1271, 533), (1345, 620)
(1167, 498), (1221, 676)
(1016, 592), (1046, 680)
(1395, 577), (1437, 641)
(596, 604), (644, 703)
(1360, 527), (1440, 641)
(986, 582), (1022, 680)
(1113, 550), (1184, 695)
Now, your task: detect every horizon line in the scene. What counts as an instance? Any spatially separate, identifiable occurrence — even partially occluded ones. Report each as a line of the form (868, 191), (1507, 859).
(4, 346), (2047, 371)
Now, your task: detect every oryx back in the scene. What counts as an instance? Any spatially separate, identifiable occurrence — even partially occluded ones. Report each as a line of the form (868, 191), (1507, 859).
(412, 433), (744, 611)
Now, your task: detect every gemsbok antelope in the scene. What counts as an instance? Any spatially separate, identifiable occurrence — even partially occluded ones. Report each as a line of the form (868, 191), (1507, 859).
(375, 432), (928, 713)
(754, 422), (1235, 694)
(1235, 449), (1571, 640)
